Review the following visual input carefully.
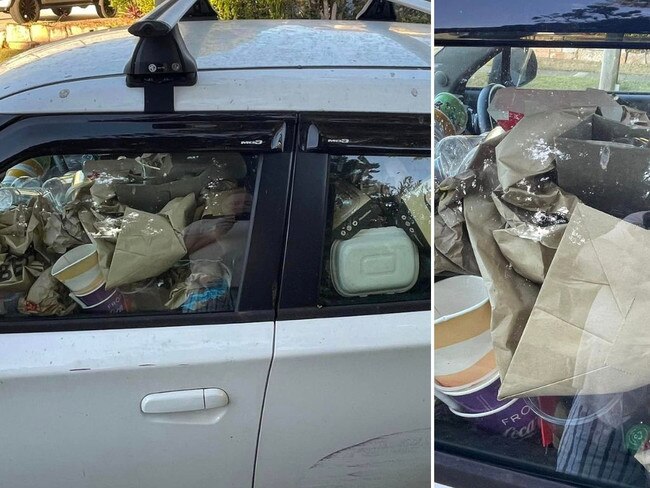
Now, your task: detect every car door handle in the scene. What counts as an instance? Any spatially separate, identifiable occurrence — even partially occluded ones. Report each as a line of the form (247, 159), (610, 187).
(141, 388), (229, 414)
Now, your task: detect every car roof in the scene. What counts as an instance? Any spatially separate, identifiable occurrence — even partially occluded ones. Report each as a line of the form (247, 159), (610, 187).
(0, 20), (430, 101)
(435, 0), (650, 37)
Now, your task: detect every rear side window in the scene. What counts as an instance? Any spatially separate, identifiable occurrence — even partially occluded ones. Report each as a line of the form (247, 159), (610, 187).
(0, 151), (258, 318)
(319, 154), (431, 305)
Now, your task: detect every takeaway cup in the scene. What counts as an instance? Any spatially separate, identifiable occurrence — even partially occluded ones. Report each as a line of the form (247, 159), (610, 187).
(52, 244), (125, 313)
(69, 285), (125, 313)
(52, 244), (105, 296)
(435, 275), (496, 388)
(449, 398), (539, 439)
(435, 370), (507, 414)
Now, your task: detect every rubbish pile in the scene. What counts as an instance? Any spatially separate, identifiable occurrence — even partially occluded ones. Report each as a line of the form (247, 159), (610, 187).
(0, 152), (252, 316)
(435, 87), (650, 473)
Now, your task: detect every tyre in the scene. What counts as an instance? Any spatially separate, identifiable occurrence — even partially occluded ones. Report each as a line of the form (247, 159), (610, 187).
(52, 6), (71, 16)
(9, 0), (40, 23)
(94, 0), (115, 17)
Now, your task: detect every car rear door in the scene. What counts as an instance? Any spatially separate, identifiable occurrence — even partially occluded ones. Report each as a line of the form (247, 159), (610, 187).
(0, 113), (294, 488)
(255, 114), (431, 488)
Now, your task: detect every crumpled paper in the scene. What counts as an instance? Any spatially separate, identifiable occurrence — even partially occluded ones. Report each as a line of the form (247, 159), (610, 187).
(464, 175), (581, 382)
(0, 205), (40, 257)
(18, 266), (77, 316)
(105, 194), (192, 288)
(0, 253), (45, 292)
(434, 126), (507, 276)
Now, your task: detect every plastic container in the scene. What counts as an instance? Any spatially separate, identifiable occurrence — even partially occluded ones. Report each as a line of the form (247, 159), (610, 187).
(435, 275), (496, 388)
(523, 395), (619, 426)
(435, 135), (484, 181)
(330, 226), (419, 297)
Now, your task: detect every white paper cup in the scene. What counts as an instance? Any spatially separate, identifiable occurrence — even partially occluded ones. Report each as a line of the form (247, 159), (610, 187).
(52, 244), (105, 296)
(435, 275), (496, 388)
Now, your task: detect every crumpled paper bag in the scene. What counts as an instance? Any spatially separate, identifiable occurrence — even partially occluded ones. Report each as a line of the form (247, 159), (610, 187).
(0, 205), (40, 257)
(491, 184), (580, 284)
(434, 127), (506, 276)
(18, 266), (77, 316)
(0, 253), (45, 292)
(499, 203), (650, 399)
(33, 198), (89, 256)
(464, 174), (580, 381)
(105, 194), (192, 288)
(496, 108), (597, 189)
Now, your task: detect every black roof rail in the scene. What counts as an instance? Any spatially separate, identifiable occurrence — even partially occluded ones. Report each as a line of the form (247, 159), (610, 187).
(124, 0), (217, 112)
(356, 0), (430, 21)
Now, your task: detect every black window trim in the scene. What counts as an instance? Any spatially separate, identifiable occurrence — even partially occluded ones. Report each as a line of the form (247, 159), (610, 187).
(0, 112), (296, 333)
(278, 112), (432, 320)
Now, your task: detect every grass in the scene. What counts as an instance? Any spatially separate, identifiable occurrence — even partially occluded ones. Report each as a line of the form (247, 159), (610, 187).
(0, 49), (25, 62)
(468, 56), (650, 93)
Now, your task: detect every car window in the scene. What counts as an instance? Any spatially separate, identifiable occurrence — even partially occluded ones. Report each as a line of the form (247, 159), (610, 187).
(319, 154), (431, 306)
(466, 56), (495, 88)
(463, 47), (650, 92)
(435, 45), (650, 488)
(0, 151), (258, 318)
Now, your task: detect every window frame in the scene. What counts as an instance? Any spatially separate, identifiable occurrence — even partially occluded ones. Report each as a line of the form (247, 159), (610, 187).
(277, 112), (431, 321)
(0, 112), (296, 333)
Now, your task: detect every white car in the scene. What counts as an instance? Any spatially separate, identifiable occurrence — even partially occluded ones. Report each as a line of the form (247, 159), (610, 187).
(0, 0), (431, 486)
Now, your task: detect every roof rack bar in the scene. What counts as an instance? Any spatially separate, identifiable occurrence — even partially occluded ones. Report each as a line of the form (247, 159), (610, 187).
(129, 0), (215, 37)
(125, 0), (216, 111)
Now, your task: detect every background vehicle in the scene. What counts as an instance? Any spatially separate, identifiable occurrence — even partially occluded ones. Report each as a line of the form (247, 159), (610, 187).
(435, 1), (650, 487)
(0, 0), (431, 486)
(0, 0), (115, 24)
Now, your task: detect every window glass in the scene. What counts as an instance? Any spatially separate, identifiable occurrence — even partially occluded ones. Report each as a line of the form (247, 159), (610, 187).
(435, 45), (650, 487)
(0, 152), (258, 318)
(320, 154), (431, 305)
(466, 57), (495, 87)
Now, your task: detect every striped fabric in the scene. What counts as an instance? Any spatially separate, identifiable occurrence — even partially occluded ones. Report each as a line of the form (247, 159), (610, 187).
(556, 393), (648, 486)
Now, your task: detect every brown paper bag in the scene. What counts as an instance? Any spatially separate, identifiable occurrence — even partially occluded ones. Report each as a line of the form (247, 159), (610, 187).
(18, 266), (77, 316)
(35, 198), (89, 256)
(0, 253), (45, 292)
(434, 127), (506, 276)
(491, 184), (580, 284)
(500, 203), (650, 399)
(0, 206), (39, 256)
(464, 170), (579, 381)
(105, 197), (189, 288)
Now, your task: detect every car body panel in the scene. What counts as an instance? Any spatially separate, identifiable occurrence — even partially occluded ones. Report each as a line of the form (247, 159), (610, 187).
(0, 68), (430, 114)
(255, 310), (431, 488)
(0, 20), (430, 104)
(0, 322), (273, 488)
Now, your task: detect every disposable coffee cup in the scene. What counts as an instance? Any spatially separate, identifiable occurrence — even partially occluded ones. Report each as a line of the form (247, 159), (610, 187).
(52, 244), (104, 296)
(435, 275), (496, 388)
(449, 398), (539, 439)
(435, 370), (506, 414)
(69, 284), (125, 313)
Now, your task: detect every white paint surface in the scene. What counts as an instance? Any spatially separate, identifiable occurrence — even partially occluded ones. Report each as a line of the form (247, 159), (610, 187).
(0, 321), (273, 488)
(256, 310), (431, 488)
(0, 20), (430, 105)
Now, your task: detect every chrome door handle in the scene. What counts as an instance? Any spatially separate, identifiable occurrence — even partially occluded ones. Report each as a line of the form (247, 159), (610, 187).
(141, 388), (229, 414)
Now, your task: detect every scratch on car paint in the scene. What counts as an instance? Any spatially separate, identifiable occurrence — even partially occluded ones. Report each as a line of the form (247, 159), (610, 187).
(69, 368), (91, 372)
(300, 429), (430, 488)
(138, 364), (155, 367)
